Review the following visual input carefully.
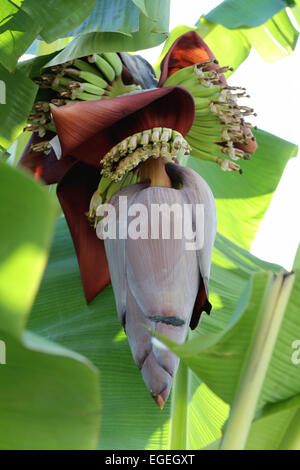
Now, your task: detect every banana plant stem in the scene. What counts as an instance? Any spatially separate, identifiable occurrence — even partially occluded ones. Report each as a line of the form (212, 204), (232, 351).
(169, 359), (189, 450)
(220, 271), (295, 450)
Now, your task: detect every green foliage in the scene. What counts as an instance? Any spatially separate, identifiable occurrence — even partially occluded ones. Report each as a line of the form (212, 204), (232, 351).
(1, 0), (167, 67)
(0, 162), (54, 336)
(0, 0), (41, 71)
(21, 0), (96, 44)
(0, 162), (101, 449)
(62, 0), (141, 36)
(0, 0), (96, 71)
(0, 0), (299, 451)
(0, 330), (101, 450)
(200, 2), (300, 64)
(246, 395), (300, 449)
(44, 0), (170, 68)
(0, 65), (37, 149)
(164, 269), (299, 408)
(156, 240), (300, 449)
(204, 0), (294, 28)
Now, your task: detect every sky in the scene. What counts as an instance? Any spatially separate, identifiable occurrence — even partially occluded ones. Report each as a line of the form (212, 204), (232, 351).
(140, 0), (300, 270)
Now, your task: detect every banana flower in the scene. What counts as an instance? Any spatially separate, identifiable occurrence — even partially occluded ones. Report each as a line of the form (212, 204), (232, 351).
(19, 32), (257, 407)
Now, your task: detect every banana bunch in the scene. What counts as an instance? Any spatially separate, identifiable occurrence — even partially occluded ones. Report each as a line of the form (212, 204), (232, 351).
(100, 128), (191, 182)
(25, 53), (141, 152)
(87, 171), (139, 228)
(163, 59), (257, 173)
(87, 127), (191, 227)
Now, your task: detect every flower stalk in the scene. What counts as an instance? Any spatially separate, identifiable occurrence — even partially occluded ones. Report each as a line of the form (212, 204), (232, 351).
(169, 359), (189, 450)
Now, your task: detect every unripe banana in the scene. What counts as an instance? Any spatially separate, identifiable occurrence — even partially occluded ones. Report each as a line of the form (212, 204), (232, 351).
(64, 68), (108, 89)
(81, 83), (106, 96)
(193, 98), (211, 110)
(187, 128), (222, 143)
(98, 175), (113, 194)
(105, 180), (124, 202)
(189, 145), (221, 163)
(192, 122), (224, 135)
(77, 92), (103, 101)
(194, 112), (220, 121)
(58, 77), (73, 87)
(163, 65), (195, 87)
(94, 55), (116, 82)
(74, 59), (102, 75)
(185, 134), (221, 155)
(62, 78), (106, 97)
(130, 172), (139, 184)
(78, 71), (108, 89)
(102, 53), (123, 77)
(105, 170), (136, 200)
(184, 80), (221, 98)
(194, 108), (212, 119)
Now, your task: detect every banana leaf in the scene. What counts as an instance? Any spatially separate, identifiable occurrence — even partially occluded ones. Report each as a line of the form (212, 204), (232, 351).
(0, 161), (101, 450)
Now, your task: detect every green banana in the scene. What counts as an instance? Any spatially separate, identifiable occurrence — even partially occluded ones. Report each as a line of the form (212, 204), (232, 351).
(130, 171), (139, 184)
(64, 99), (80, 104)
(98, 175), (114, 194)
(77, 92), (103, 101)
(94, 55), (116, 83)
(194, 98), (212, 110)
(195, 105), (220, 115)
(58, 77), (73, 86)
(74, 59), (102, 75)
(102, 53), (123, 77)
(105, 170), (134, 201)
(163, 63), (219, 88)
(191, 146), (241, 173)
(192, 119), (224, 130)
(59, 77), (106, 97)
(128, 132), (142, 150)
(189, 126), (224, 142)
(163, 65), (195, 87)
(187, 128), (222, 144)
(80, 83), (106, 96)
(184, 80), (221, 98)
(189, 146), (219, 163)
(151, 128), (162, 143)
(64, 68), (108, 89)
(185, 134), (222, 155)
(105, 181), (122, 202)
(194, 109), (213, 119)
(192, 117), (224, 127)
(193, 113), (222, 123)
